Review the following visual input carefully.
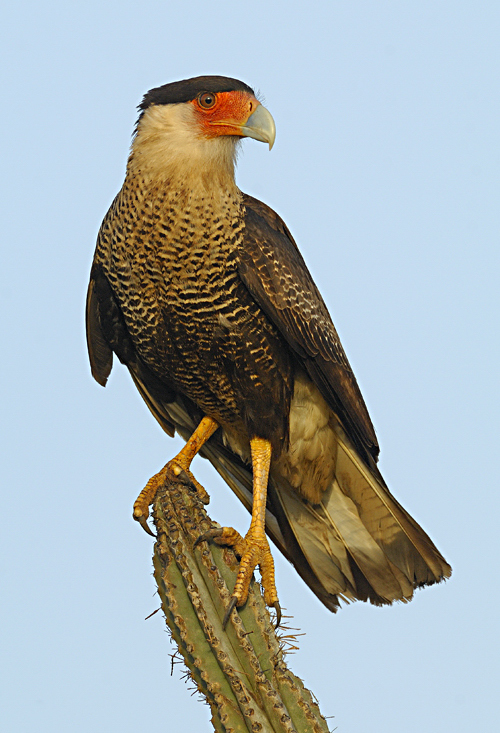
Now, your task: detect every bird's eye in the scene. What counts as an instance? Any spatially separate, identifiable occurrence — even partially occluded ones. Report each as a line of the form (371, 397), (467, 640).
(198, 92), (217, 109)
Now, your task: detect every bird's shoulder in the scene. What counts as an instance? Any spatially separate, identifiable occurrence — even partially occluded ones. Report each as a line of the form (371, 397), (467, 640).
(240, 194), (339, 355)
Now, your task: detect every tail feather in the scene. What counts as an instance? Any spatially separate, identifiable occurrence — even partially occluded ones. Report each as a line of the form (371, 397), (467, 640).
(333, 426), (451, 586)
(272, 426), (451, 606)
(270, 479), (357, 600)
(316, 480), (408, 600)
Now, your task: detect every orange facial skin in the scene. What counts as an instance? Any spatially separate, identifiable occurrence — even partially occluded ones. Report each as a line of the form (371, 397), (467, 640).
(190, 91), (260, 139)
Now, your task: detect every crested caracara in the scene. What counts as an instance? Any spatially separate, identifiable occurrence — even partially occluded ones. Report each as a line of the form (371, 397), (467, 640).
(87, 76), (451, 625)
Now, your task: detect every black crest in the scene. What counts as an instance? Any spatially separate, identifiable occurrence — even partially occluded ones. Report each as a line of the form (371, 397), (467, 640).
(138, 75), (255, 117)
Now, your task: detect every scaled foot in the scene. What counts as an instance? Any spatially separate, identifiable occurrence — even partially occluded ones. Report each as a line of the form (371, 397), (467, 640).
(196, 526), (281, 627)
(133, 459), (210, 536)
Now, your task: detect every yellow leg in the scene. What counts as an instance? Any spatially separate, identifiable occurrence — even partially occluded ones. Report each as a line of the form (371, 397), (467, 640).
(196, 436), (281, 627)
(133, 416), (219, 535)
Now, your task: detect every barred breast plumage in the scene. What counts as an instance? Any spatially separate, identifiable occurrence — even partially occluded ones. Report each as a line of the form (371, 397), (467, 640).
(94, 170), (293, 454)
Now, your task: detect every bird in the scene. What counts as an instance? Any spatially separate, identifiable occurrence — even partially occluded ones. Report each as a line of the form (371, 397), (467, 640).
(86, 75), (451, 626)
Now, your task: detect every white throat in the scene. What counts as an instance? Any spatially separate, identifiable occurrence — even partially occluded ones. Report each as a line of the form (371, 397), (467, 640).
(128, 104), (240, 194)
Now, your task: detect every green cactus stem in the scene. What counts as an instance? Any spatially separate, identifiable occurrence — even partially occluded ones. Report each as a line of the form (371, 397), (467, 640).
(151, 472), (331, 733)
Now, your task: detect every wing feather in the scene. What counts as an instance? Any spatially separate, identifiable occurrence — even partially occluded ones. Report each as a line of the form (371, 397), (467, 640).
(239, 194), (379, 465)
(238, 195), (451, 603)
(86, 276), (113, 387)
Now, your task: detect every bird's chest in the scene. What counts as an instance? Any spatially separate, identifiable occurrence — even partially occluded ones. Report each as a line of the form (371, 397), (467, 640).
(98, 180), (294, 439)
(107, 187), (251, 371)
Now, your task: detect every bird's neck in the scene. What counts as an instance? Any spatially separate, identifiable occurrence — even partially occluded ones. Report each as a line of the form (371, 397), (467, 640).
(127, 104), (240, 197)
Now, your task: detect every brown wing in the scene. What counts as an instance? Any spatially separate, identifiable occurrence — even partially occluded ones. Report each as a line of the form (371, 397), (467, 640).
(238, 195), (451, 602)
(86, 262), (177, 436)
(239, 193), (379, 467)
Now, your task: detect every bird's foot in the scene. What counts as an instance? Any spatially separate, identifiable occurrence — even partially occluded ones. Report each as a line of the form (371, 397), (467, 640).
(133, 459), (210, 536)
(195, 526), (281, 628)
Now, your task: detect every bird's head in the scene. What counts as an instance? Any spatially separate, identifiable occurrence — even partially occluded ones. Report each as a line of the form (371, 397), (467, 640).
(129, 76), (275, 187)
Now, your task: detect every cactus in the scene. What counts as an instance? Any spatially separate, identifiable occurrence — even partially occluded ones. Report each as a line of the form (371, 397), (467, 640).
(152, 473), (331, 733)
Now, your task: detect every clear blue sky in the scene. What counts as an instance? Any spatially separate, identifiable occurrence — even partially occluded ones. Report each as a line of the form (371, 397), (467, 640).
(2, 2), (498, 731)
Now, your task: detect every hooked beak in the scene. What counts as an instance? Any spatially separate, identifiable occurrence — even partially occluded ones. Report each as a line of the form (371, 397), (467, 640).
(239, 103), (276, 150)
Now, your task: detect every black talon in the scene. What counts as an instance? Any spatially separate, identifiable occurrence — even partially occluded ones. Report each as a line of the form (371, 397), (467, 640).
(194, 527), (222, 548)
(175, 468), (197, 490)
(272, 601), (282, 628)
(133, 511), (157, 537)
(193, 534), (206, 548)
(223, 595), (238, 629)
